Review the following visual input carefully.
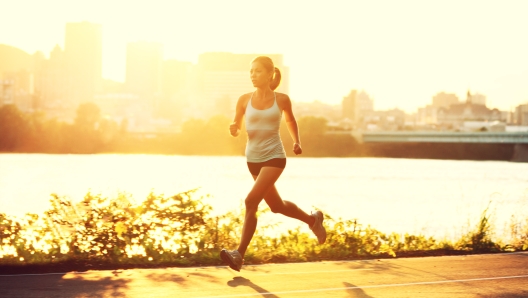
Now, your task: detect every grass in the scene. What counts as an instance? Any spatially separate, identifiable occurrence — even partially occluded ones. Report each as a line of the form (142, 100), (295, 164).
(0, 190), (527, 274)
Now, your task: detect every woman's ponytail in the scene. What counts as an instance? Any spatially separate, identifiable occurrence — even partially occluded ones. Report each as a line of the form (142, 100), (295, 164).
(270, 67), (281, 91)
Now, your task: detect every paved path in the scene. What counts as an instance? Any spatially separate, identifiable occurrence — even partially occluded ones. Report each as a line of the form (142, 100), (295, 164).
(1, 252), (528, 297)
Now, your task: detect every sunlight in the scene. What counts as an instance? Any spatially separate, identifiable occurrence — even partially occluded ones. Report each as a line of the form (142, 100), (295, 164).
(2, 1), (527, 111)
(0, 245), (18, 258)
(0, 190), (213, 262)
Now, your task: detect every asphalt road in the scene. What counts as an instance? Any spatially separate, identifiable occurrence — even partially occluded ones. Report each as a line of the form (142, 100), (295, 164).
(1, 252), (527, 297)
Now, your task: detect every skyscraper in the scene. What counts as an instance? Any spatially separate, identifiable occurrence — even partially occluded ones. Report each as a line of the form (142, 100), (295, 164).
(38, 45), (66, 109)
(64, 21), (102, 107)
(342, 89), (374, 124)
(432, 92), (459, 109)
(342, 90), (357, 122)
(0, 44), (33, 110)
(357, 90), (374, 113)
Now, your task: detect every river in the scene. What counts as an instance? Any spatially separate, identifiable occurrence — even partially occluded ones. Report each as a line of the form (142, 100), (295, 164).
(1, 154), (526, 241)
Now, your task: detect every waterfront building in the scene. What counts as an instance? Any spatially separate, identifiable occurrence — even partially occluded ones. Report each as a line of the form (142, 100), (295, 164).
(0, 44), (34, 112)
(342, 90), (357, 122)
(37, 45), (67, 110)
(432, 92), (459, 109)
(515, 103), (528, 126)
(470, 93), (486, 105)
(342, 89), (374, 126)
(357, 90), (374, 113)
(437, 91), (502, 128)
(417, 105), (438, 126)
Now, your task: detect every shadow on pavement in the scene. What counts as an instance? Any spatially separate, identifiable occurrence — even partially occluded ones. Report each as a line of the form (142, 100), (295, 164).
(346, 259), (404, 276)
(0, 272), (130, 298)
(343, 282), (374, 298)
(144, 270), (219, 286)
(227, 276), (279, 298)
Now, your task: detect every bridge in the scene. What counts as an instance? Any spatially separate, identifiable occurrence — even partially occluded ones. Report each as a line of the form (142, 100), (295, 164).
(359, 131), (528, 162)
(361, 131), (528, 144)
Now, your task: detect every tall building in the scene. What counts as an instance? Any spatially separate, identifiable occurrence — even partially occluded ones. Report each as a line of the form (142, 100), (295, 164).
(436, 92), (502, 127)
(357, 90), (374, 113)
(342, 89), (357, 122)
(125, 42), (163, 101)
(0, 44), (34, 111)
(432, 92), (459, 109)
(417, 105), (438, 125)
(469, 92), (486, 105)
(38, 45), (67, 109)
(64, 22), (102, 107)
(342, 89), (373, 124)
(514, 103), (528, 125)
(195, 52), (289, 116)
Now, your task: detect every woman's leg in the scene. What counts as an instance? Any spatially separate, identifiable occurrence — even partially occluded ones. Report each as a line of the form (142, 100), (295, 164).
(258, 168), (325, 245)
(262, 183), (315, 226)
(237, 166), (283, 257)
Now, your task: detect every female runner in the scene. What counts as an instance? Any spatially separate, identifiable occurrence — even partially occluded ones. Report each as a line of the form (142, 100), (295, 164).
(220, 56), (326, 272)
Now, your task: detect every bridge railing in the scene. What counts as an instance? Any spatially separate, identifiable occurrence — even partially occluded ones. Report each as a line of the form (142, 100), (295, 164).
(361, 131), (528, 144)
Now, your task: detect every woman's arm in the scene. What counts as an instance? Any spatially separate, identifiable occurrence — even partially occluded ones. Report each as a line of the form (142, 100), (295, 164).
(230, 94), (247, 137)
(281, 94), (303, 155)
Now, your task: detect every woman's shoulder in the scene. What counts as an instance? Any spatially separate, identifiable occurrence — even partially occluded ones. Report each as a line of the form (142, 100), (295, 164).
(238, 92), (253, 102)
(275, 92), (292, 107)
(236, 92), (252, 106)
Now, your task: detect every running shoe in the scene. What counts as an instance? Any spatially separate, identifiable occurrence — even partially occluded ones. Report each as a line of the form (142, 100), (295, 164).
(310, 211), (327, 244)
(220, 249), (243, 272)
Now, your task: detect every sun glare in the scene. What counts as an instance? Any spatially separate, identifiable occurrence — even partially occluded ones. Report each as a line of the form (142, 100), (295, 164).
(2, 1), (527, 111)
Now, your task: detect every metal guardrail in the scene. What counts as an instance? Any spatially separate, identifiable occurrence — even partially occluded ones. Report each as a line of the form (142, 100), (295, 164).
(362, 132), (528, 144)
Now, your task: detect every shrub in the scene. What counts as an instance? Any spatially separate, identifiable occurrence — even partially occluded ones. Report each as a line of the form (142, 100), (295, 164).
(0, 191), (523, 269)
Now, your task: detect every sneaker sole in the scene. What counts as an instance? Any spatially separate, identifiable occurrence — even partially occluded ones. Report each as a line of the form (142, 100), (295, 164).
(220, 249), (240, 272)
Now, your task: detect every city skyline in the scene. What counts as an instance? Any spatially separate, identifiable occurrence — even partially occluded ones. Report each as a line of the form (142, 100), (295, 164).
(1, 0), (528, 113)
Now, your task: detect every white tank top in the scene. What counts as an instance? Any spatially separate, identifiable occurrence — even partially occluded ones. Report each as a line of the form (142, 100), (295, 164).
(245, 92), (287, 162)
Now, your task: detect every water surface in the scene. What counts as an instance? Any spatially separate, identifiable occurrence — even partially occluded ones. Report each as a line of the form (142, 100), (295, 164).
(1, 154), (526, 240)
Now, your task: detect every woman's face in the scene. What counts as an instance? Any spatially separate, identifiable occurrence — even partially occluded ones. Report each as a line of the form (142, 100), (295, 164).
(250, 62), (272, 88)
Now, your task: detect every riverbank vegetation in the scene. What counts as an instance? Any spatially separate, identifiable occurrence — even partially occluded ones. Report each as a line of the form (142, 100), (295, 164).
(1, 190), (527, 274)
(0, 104), (515, 160)
(0, 104), (358, 156)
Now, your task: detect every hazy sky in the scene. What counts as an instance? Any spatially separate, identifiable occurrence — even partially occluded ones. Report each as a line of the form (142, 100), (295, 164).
(2, 0), (527, 112)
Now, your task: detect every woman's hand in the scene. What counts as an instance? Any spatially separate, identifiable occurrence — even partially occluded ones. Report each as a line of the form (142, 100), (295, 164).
(293, 143), (303, 155)
(229, 122), (240, 137)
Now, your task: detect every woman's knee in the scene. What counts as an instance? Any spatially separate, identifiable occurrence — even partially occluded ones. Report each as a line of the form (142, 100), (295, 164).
(244, 196), (260, 213)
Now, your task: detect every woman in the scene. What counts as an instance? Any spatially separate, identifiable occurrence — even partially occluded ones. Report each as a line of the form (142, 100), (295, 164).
(220, 56), (326, 272)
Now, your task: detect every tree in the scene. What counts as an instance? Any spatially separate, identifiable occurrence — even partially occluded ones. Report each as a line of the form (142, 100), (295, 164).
(75, 102), (101, 131)
(204, 114), (235, 155)
(0, 105), (30, 151)
(298, 116), (328, 137)
(70, 102), (102, 153)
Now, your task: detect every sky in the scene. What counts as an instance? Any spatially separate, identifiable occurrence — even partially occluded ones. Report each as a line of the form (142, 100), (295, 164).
(1, 0), (527, 113)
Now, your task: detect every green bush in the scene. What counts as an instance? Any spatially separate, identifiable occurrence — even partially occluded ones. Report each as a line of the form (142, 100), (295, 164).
(455, 204), (501, 252)
(0, 191), (525, 269)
